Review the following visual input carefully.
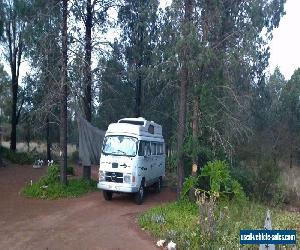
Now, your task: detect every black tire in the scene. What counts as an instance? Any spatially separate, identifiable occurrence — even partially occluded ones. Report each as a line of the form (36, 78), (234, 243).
(154, 177), (162, 193)
(134, 181), (145, 205)
(103, 190), (113, 201)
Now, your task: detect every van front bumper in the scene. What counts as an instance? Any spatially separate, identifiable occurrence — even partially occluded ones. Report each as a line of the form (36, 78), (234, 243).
(97, 181), (138, 193)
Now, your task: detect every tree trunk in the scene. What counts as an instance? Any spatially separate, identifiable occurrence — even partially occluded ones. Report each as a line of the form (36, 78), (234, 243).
(191, 97), (199, 176)
(176, 0), (193, 199)
(83, 0), (92, 122)
(46, 115), (52, 161)
(60, 0), (68, 185)
(6, 8), (23, 152)
(10, 72), (18, 151)
(135, 72), (142, 117)
(189, 96), (199, 200)
(82, 0), (93, 180)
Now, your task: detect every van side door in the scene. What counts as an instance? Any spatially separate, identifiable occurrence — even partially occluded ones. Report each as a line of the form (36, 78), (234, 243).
(150, 142), (158, 182)
(138, 140), (152, 186)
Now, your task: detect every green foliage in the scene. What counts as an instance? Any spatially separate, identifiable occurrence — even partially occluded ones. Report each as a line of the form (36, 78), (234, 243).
(39, 165), (59, 185)
(231, 158), (286, 205)
(67, 165), (74, 175)
(181, 160), (246, 201)
(1, 146), (34, 164)
(181, 176), (198, 198)
(139, 199), (300, 249)
(69, 150), (79, 163)
(22, 165), (97, 199)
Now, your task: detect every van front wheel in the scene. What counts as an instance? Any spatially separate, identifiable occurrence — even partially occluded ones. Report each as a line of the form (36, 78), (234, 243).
(134, 183), (144, 205)
(103, 190), (113, 201)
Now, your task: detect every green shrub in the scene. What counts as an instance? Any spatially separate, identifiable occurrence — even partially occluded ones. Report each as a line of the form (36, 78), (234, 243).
(67, 165), (74, 175)
(231, 158), (287, 205)
(182, 160), (246, 201)
(139, 199), (300, 249)
(1, 146), (34, 164)
(21, 165), (97, 199)
(70, 150), (79, 163)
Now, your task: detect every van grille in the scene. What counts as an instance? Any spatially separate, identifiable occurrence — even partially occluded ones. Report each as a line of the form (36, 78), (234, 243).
(105, 172), (123, 183)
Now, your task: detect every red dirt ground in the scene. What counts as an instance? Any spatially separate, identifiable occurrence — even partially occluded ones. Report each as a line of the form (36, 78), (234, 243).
(0, 164), (176, 250)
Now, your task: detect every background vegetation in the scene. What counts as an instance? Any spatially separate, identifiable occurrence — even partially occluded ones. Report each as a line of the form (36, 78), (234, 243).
(0, 0), (297, 203)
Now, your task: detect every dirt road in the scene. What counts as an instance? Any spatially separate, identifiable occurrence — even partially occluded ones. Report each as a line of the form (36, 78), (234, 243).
(0, 165), (176, 250)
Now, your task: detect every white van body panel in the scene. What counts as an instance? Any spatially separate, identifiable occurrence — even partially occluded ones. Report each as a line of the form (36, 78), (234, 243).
(97, 117), (165, 193)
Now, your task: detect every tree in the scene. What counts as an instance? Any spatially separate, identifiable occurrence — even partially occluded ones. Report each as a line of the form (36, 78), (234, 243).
(1, 0), (27, 151)
(71, 0), (113, 179)
(24, 0), (61, 161)
(118, 0), (159, 117)
(60, 0), (68, 185)
(0, 64), (10, 167)
(161, 0), (286, 197)
(175, 0), (194, 198)
(280, 68), (300, 168)
(96, 40), (134, 129)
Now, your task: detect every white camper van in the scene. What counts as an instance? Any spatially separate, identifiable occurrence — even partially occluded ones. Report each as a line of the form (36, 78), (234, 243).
(97, 117), (165, 204)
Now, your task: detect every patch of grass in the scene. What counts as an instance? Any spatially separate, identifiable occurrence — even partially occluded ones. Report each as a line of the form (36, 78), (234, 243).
(21, 165), (97, 199)
(1, 146), (34, 164)
(139, 199), (300, 249)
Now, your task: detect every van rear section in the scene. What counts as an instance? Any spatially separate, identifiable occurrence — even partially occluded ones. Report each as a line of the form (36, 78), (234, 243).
(97, 117), (165, 205)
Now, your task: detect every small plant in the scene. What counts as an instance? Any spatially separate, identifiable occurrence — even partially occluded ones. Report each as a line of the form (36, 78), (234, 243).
(1, 146), (34, 164)
(139, 199), (300, 249)
(181, 160), (246, 201)
(21, 165), (96, 199)
(67, 165), (74, 175)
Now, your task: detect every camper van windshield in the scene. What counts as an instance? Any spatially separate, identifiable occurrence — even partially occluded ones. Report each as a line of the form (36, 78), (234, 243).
(102, 136), (137, 157)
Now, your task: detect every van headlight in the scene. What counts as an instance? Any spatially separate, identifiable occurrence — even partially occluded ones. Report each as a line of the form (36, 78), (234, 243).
(123, 174), (131, 183)
(123, 174), (135, 183)
(99, 170), (105, 181)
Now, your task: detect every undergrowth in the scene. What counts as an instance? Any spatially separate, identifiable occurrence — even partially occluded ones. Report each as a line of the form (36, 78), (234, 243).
(139, 199), (300, 249)
(21, 165), (97, 199)
(1, 146), (34, 164)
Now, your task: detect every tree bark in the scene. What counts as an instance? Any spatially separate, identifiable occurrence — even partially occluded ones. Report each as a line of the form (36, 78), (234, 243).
(191, 96), (199, 176)
(7, 24), (23, 152)
(10, 71), (18, 151)
(60, 0), (68, 185)
(177, 0), (193, 199)
(83, 0), (93, 122)
(82, 0), (94, 180)
(135, 72), (142, 117)
(46, 115), (52, 161)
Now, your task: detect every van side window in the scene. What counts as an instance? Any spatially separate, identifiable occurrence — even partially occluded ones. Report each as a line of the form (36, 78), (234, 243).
(156, 143), (162, 155)
(151, 142), (157, 155)
(157, 143), (161, 155)
(138, 141), (151, 156)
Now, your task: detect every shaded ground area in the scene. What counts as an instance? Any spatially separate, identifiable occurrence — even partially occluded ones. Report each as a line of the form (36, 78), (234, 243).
(0, 164), (176, 250)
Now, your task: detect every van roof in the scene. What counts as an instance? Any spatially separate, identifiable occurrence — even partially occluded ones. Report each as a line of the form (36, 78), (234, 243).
(106, 117), (163, 139)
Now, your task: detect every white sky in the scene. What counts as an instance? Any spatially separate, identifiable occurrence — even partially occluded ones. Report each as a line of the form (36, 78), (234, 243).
(268, 0), (300, 80)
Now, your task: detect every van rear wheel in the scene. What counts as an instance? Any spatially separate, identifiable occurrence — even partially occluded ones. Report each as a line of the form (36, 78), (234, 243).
(134, 182), (145, 205)
(103, 190), (113, 201)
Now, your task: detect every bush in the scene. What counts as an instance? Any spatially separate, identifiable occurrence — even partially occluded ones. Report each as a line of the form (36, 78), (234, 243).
(70, 150), (79, 163)
(182, 160), (246, 201)
(21, 165), (97, 199)
(231, 158), (286, 205)
(139, 199), (300, 249)
(1, 146), (34, 164)
(67, 165), (74, 175)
